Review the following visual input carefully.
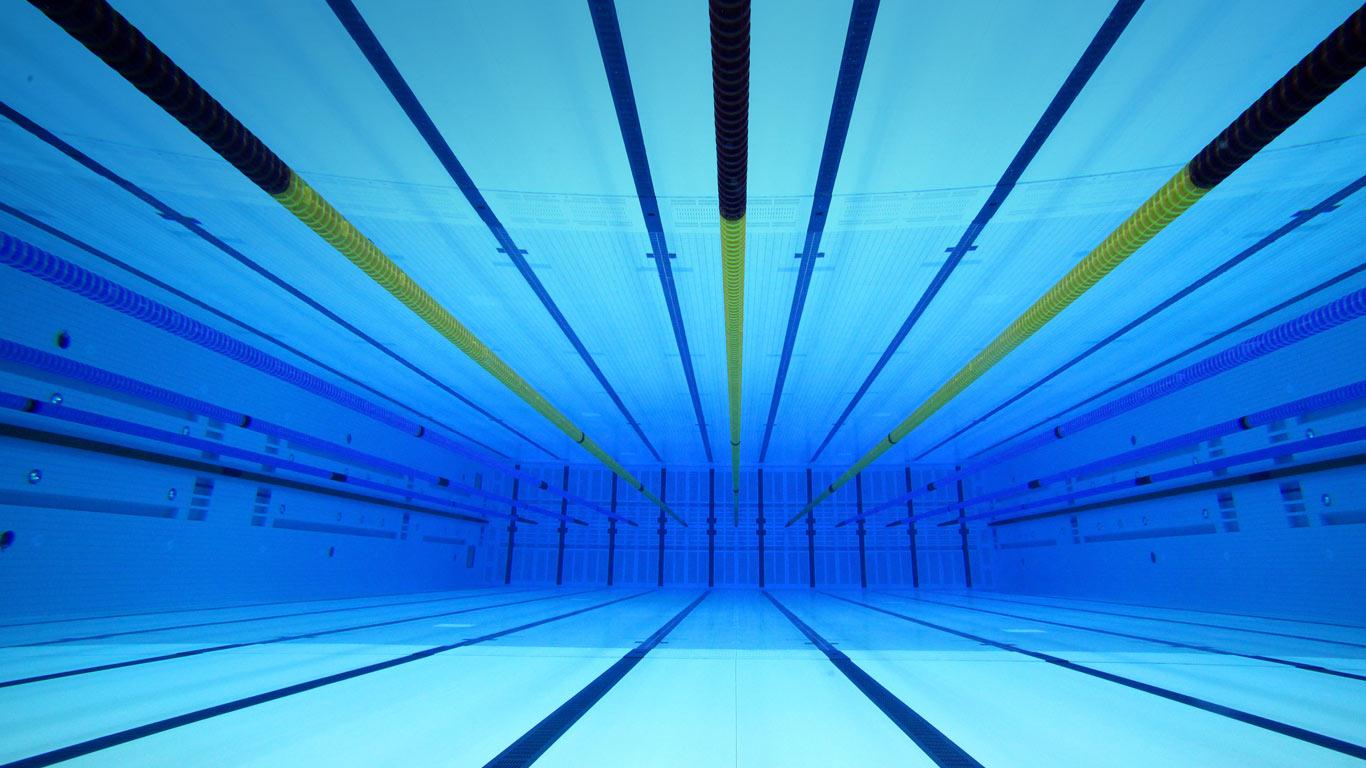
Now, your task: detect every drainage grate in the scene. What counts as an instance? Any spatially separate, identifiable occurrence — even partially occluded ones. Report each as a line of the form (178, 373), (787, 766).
(1280, 482), (1309, 527)
(1216, 492), (1239, 532)
(1268, 420), (1294, 465)
(200, 419), (225, 460)
(187, 477), (214, 521)
(250, 487), (271, 527)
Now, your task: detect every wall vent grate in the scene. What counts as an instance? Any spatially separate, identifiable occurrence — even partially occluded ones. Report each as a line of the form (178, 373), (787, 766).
(188, 477), (214, 521)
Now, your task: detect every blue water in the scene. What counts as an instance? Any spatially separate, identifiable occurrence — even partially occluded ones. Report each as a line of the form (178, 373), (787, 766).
(1, 0), (1364, 764)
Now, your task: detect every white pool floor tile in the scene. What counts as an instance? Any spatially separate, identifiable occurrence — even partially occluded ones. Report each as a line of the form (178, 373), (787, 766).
(2, 586), (1363, 767)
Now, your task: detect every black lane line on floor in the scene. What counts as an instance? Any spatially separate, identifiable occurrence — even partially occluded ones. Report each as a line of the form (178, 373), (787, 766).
(1020, 594), (1366, 632)
(0, 590), (655, 768)
(880, 592), (1366, 682)
(764, 592), (984, 768)
(3, 586), (544, 648)
(952, 592), (1366, 651)
(482, 590), (710, 767)
(0, 586), (499, 631)
(0, 589), (599, 689)
(825, 592), (1366, 761)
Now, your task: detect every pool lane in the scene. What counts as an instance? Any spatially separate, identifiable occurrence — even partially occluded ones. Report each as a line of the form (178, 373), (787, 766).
(531, 589), (946, 768)
(930, 591), (1366, 650)
(0, 587), (555, 678)
(955, 591), (1366, 631)
(0, 586), (534, 648)
(54, 589), (698, 768)
(8, 587), (1359, 766)
(0, 586), (503, 632)
(0, 589), (686, 766)
(868, 591), (1366, 739)
(881, 590), (1366, 679)
(483, 591), (711, 766)
(795, 590), (1365, 766)
(0, 587), (584, 687)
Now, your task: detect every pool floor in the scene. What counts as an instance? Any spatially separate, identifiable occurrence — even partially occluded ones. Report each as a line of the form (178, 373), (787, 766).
(1, 587), (1363, 766)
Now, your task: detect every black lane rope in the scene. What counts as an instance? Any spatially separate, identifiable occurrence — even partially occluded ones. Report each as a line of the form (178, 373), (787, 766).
(914, 173), (1365, 462)
(0, 199), (512, 459)
(587, 0), (714, 462)
(711, 0), (750, 515)
(1187, 6), (1366, 189)
(0, 589), (596, 688)
(482, 590), (710, 767)
(0, 102), (549, 460)
(879, 592), (1366, 682)
(963, 258), (1366, 464)
(24, 0), (680, 497)
(711, 0), (749, 222)
(763, 591), (984, 767)
(324, 0), (664, 463)
(0, 590), (656, 768)
(823, 592), (1366, 761)
(797, 5), (1365, 518)
(807, 0), (1145, 463)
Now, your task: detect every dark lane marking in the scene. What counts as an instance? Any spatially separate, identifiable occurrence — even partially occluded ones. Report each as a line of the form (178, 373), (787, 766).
(765, 592), (983, 767)
(810, 0), (1147, 463)
(825, 592), (1366, 761)
(942, 592), (1366, 650)
(1019, 594), (1366, 631)
(0, 586), (498, 631)
(5, 586), (545, 648)
(0, 589), (598, 688)
(880, 592), (1366, 682)
(758, 0), (882, 463)
(0, 590), (656, 768)
(325, 0), (662, 462)
(483, 590), (710, 767)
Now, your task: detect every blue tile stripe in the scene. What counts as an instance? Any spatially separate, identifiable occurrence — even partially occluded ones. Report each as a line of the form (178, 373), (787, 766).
(0, 101), (550, 458)
(917, 174), (1366, 461)
(0, 589), (575, 685)
(766, 591), (984, 767)
(759, 0), (881, 462)
(588, 0), (715, 462)
(0, 591), (654, 768)
(809, 0), (1145, 462)
(481, 591), (709, 767)
(893, 592), (1366, 682)
(326, 0), (662, 462)
(829, 592), (1366, 761)
(966, 260), (1366, 463)
(0, 201), (510, 458)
